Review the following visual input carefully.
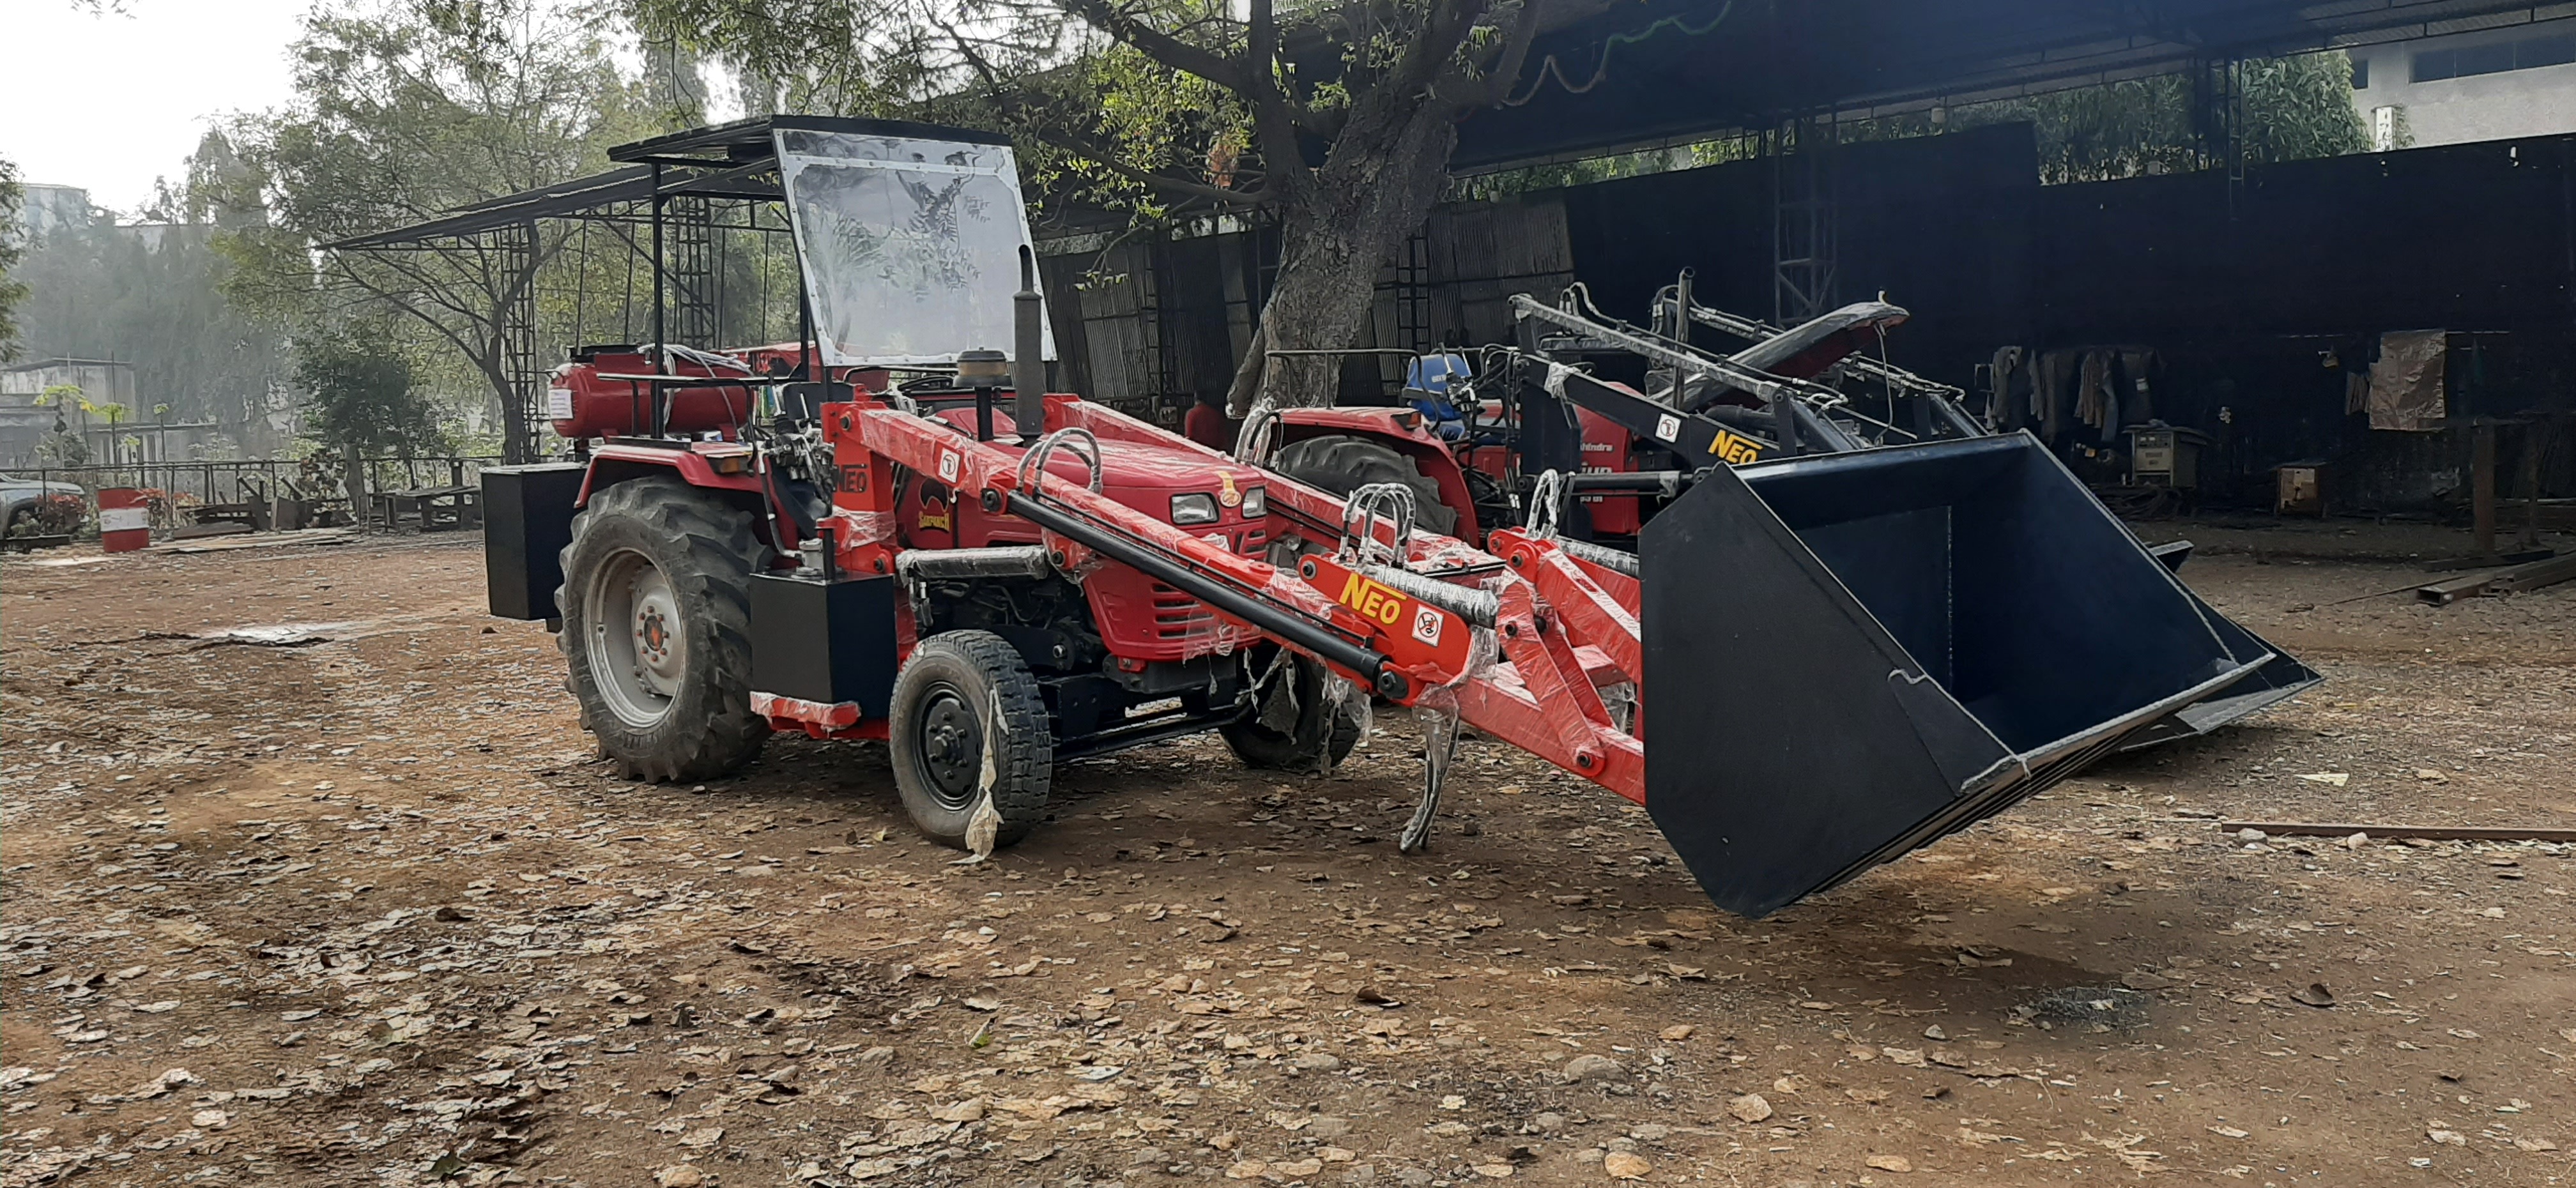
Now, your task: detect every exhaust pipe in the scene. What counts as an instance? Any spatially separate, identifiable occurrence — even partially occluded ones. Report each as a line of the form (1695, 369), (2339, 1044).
(1013, 245), (1046, 443)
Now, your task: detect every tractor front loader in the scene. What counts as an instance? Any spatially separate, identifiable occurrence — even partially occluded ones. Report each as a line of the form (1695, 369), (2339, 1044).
(476, 115), (2313, 920)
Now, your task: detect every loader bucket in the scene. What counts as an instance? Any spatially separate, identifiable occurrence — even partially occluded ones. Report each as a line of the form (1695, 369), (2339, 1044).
(1639, 434), (2288, 917)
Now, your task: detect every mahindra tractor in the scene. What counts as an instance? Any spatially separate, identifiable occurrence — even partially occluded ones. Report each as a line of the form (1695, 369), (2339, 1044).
(472, 116), (2313, 918)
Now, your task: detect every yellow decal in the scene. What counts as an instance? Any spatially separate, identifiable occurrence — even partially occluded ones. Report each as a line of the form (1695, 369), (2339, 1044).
(1706, 429), (1765, 466)
(1216, 472), (1242, 508)
(917, 500), (953, 533)
(1335, 572), (1408, 627)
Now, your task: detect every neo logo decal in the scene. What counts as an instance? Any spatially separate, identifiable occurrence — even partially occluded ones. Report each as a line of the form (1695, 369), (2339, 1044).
(1706, 429), (1765, 466)
(1335, 572), (1408, 627)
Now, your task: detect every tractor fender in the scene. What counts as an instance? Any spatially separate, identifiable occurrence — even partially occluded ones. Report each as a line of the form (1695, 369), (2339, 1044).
(1273, 407), (1480, 540)
(578, 443), (785, 550)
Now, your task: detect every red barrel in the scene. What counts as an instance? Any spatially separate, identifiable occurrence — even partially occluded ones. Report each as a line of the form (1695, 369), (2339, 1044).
(98, 488), (150, 552)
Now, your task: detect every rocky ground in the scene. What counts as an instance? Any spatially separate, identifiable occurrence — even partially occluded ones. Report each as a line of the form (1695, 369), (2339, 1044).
(2, 525), (2570, 1188)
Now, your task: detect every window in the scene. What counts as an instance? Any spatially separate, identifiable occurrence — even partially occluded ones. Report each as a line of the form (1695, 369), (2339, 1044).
(2411, 27), (2576, 82)
(2350, 54), (2370, 88)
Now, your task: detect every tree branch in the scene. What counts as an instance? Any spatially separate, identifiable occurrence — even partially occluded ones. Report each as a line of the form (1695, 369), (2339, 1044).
(1054, 0), (1254, 93)
(941, 20), (1274, 209)
(1244, 0), (1310, 201)
(1473, 0), (1552, 109)
(1039, 128), (1276, 207)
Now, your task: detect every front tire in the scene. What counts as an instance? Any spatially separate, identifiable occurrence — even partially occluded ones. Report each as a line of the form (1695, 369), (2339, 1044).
(1221, 649), (1363, 770)
(558, 476), (770, 782)
(889, 630), (1053, 850)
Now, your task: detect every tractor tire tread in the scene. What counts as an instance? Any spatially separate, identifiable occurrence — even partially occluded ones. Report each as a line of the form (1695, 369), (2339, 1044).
(890, 629), (1052, 849)
(1271, 435), (1458, 535)
(556, 476), (770, 784)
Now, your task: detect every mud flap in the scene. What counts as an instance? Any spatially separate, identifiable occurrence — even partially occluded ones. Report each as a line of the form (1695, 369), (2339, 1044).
(1639, 434), (2292, 917)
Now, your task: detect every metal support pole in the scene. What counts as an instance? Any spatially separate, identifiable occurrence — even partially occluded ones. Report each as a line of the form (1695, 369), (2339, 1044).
(2472, 422), (2497, 558)
(650, 165), (668, 437)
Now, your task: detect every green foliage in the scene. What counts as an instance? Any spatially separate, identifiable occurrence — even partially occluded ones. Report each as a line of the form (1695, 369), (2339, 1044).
(13, 148), (294, 451)
(1940, 50), (2366, 183)
(0, 155), (24, 363)
(1446, 49), (2368, 201)
(219, 0), (662, 458)
(295, 328), (448, 456)
(5, 493), (87, 538)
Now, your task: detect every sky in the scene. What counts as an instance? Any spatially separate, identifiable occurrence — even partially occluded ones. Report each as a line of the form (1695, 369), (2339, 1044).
(4, 0), (312, 217)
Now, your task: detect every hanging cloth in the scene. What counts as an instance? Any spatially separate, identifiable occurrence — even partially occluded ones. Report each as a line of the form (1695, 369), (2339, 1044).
(2119, 349), (2156, 425)
(2366, 330), (2446, 432)
(1989, 345), (2026, 429)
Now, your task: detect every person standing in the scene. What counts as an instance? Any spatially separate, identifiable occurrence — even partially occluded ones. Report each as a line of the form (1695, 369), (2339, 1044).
(1183, 391), (1231, 452)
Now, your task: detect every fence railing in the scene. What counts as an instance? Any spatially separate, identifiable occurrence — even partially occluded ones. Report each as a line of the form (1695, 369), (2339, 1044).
(10, 456), (505, 510)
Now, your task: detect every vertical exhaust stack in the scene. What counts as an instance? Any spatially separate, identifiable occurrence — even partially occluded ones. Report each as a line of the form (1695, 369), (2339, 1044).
(1013, 245), (1046, 444)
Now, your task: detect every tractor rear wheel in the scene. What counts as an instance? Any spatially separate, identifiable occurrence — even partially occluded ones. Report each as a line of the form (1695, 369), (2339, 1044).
(558, 476), (770, 782)
(1271, 435), (1459, 536)
(888, 630), (1052, 851)
(1220, 649), (1363, 770)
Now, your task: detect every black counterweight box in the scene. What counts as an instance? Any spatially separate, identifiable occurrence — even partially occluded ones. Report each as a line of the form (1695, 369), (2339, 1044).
(749, 571), (900, 715)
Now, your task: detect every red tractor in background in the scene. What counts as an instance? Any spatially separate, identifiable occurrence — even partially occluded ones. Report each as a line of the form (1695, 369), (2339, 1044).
(466, 115), (2312, 918)
(1254, 279), (1988, 550)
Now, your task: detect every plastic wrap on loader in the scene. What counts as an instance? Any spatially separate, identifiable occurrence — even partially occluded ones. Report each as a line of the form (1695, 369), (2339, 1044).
(1640, 434), (2298, 917)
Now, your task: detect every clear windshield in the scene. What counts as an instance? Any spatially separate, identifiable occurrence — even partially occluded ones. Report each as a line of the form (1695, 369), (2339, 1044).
(774, 128), (1054, 369)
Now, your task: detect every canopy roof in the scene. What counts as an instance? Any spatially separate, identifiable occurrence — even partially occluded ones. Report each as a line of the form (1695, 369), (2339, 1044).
(1452, 0), (2552, 169)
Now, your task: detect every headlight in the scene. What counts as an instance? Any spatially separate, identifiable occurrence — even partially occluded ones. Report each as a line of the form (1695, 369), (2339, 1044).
(1169, 492), (1219, 525)
(1239, 485), (1266, 519)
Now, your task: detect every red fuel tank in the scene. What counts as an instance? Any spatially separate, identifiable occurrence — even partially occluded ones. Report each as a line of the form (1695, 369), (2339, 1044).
(546, 346), (761, 440)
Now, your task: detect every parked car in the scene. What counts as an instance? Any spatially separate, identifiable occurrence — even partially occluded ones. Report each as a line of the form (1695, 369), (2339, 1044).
(1, 473), (88, 535)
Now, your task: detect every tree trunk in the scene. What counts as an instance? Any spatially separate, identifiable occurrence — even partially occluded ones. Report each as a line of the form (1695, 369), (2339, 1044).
(341, 438), (370, 526)
(1225, 103), (1463, 417)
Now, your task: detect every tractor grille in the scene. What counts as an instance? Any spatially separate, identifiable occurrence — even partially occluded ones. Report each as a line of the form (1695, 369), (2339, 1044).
(1151, 583), (1215, 639)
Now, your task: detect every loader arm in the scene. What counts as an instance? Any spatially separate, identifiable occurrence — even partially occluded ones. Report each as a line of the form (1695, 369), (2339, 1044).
(830, 394), (1654, 804)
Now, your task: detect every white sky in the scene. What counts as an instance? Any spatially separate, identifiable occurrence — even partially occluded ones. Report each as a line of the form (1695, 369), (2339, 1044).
(4, 0), (312, 217)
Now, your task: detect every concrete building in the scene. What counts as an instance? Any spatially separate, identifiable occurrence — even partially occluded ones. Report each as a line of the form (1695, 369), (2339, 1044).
(2348, 18), (2576, 148)
(15, 184), (98, 240)
(0, 359), (138, 467)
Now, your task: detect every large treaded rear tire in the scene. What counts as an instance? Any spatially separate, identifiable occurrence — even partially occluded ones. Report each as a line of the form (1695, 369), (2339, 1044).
(889, 630), (1053, 850)
(558, 476), (770, 782)
(1271, 434), (1459, 536)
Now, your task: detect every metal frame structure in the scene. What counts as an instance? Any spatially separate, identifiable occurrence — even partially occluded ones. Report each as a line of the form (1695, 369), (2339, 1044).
(322, 115), (892, 462)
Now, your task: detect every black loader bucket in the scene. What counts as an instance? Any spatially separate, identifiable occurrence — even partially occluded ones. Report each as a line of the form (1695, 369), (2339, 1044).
(1639, 434), (2301, 917)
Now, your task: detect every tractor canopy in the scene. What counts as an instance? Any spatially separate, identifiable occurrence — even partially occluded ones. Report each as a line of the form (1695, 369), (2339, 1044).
(1638, 433), (2291, 917)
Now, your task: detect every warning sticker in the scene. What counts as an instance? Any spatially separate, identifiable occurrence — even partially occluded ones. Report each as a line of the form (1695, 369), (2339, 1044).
(546, 387), (575, 420)
(1411, 605), (1445, 646)
(1654, 413), (1682, 443)
(937, 451), (961, 483)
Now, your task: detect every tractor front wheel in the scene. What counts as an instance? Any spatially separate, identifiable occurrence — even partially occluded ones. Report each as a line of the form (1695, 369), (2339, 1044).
(888, 630), (1053, 850)
(558, 476), (770, 782)
(1220, 649), (1363, 770)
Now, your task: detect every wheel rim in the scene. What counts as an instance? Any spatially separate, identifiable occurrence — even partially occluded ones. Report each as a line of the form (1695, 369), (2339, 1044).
(914, 681), (984, 811)
(585, 547), (687, 729)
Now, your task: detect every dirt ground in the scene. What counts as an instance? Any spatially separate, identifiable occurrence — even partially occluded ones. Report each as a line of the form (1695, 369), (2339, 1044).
(3, 523), (2570, 1188)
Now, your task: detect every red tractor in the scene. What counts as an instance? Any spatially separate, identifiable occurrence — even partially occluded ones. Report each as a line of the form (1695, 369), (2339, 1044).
(472, 116), (2310, 918)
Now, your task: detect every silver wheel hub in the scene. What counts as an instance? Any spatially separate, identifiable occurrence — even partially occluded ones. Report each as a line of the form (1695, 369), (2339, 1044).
(585, 549), (686, 729)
